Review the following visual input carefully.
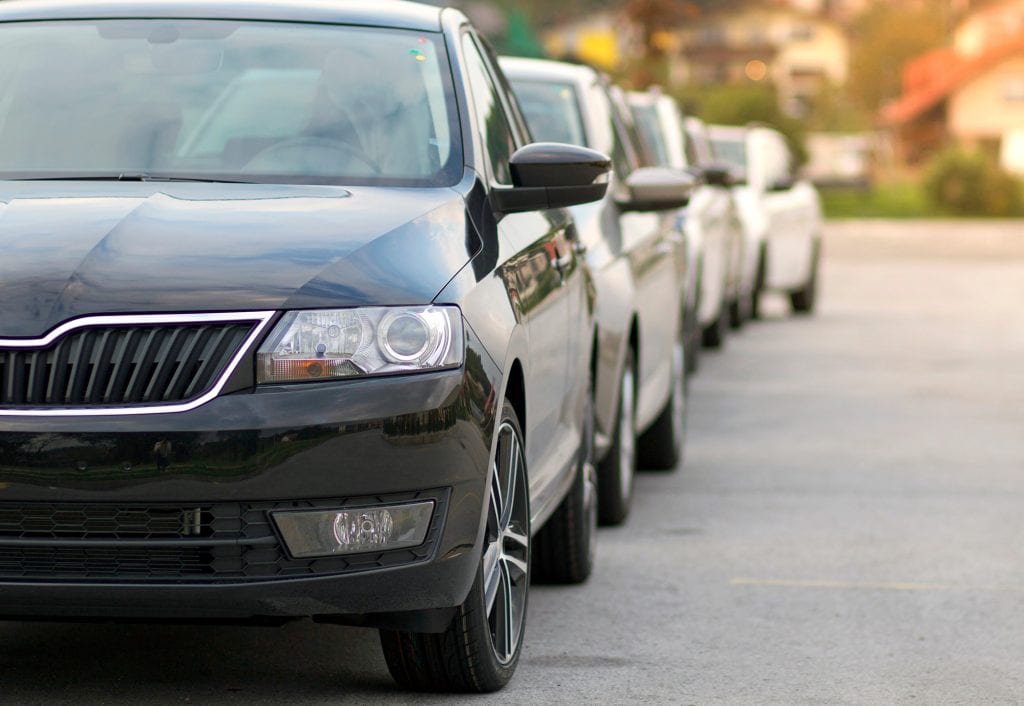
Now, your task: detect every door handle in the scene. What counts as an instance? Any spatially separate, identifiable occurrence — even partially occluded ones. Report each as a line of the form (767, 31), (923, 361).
(552, 253), (573, 271)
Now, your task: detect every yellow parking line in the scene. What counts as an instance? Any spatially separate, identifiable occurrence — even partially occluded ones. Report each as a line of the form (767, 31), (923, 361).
(729, 577), (1024, 593)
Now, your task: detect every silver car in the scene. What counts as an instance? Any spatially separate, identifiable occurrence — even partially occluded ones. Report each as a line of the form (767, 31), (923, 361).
(501, 57), (693, 525)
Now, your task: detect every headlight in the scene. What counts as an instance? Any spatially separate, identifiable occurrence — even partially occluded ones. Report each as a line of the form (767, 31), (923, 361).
(256, 306), (463, 384)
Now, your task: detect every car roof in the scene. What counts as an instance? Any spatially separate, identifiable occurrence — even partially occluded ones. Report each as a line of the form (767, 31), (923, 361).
(499, 57), (598, 85)
(0, 0), (443, 32)
(625, 89), (666, 109)
(707, 124), (747, 141)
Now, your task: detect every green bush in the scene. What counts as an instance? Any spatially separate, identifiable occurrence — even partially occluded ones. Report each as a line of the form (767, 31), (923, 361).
(672, 82), (807, 166)
(923, 148), (1023, 217)
(821, 181), (930, 219)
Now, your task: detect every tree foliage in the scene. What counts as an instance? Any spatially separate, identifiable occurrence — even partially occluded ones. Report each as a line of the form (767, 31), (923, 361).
(673, 82), (808, 165)
(847, 1), (948, 114)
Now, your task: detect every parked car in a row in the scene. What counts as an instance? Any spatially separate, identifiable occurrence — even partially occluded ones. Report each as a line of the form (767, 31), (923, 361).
(0, 0), (617, 694)
(626, 90), (744, 352)
(0, 0), (822, 695)
(708, 124), (824, 314)
(501, 58), (691, 527)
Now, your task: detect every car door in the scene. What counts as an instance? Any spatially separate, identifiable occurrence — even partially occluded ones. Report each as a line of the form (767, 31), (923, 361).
(607, 88), (679, 429)
(460, 32), (582, 508)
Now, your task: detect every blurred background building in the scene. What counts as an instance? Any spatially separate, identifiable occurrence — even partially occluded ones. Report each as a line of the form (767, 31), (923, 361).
(422, 0), (1024, 214)
(883, 0), (1024, 174)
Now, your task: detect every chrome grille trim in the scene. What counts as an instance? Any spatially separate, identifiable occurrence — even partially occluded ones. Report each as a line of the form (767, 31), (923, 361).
(0, 311), (275, 417)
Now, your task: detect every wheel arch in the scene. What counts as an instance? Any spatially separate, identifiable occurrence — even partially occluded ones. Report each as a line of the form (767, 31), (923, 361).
(504, 358), (526, 438)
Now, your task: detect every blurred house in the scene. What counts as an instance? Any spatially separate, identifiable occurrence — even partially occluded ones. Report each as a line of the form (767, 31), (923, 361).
(882, 0), (1024, 171)
(668, 5), (849, 119)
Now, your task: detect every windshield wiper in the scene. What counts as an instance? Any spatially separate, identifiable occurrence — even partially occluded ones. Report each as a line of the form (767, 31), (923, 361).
(10, 173), (257, 184)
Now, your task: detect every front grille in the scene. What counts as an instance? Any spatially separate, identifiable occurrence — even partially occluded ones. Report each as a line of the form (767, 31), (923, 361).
(0, 491), (448, 582)
(0, 322), (255, 407)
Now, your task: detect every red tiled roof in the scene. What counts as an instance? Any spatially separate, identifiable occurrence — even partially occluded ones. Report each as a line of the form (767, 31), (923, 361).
(881, 36), (1024, 125)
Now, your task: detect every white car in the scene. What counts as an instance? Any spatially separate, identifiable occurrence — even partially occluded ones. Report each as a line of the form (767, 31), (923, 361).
(629, 89), (744, 352)
(708, 124), (823, 314)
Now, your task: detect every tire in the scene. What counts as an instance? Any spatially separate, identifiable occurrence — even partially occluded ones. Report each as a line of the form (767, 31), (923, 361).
(728, 294), (749, 330)
(685, 266), (701, 375)
(596, 349), (636, 526)
(684, 301), (700, 376)
(532, 377), (597, 583)
(380, 400), (530, 693)
(790, 239), (821, 314)
(701, 299), (727, 348)
(638, 332), (687, 471)
(750, 242), (767, 321)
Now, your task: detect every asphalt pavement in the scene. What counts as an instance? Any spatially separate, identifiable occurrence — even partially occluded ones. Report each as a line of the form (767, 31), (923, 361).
(4, 220), (1024, 704)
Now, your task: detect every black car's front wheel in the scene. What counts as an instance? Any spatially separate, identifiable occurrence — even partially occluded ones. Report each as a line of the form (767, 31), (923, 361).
(380, 400), (530, 693)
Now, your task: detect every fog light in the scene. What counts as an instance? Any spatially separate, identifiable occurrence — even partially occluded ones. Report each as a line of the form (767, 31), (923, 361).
(272, 502), (434, 559)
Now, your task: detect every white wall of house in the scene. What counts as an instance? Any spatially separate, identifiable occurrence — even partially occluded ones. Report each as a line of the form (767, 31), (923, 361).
(949, 55), (1024, 138)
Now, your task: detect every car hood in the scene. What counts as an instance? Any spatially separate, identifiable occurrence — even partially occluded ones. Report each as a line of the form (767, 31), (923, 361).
(0, 182), (474, 338)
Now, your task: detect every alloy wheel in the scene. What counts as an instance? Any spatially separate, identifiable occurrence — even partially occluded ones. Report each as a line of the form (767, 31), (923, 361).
(483, 420), (530, 665)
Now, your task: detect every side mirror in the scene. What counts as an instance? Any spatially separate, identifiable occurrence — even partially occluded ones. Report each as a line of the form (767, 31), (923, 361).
(769, 174), (796, 192)
(701, 162), (735, 187)
(618, 167), (699, 212)
(491, 142), (611, 214)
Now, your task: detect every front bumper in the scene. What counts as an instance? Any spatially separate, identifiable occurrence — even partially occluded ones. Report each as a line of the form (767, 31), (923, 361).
(0, 365), (498, 626)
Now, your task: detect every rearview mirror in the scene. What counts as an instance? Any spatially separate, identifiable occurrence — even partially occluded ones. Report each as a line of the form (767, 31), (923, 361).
(491, 142), (611, 214)
(618, 167), (699, 212)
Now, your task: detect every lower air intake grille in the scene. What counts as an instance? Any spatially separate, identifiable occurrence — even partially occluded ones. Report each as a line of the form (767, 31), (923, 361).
(0, 491), (447, 583)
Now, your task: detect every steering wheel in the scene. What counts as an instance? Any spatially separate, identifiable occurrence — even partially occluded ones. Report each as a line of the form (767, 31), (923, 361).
(242, 136), (377, 174)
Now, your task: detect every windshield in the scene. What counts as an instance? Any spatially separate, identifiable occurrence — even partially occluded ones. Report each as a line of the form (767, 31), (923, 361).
(507, 79), (588, 147)
(0, 20), (461, 186)
(710, 137), (747, 170)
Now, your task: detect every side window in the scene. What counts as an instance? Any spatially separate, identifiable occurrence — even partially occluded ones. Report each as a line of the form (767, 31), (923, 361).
(461, 33), (516, 185)
(601, 88), (639, 179)
(684, 130), (700, 167)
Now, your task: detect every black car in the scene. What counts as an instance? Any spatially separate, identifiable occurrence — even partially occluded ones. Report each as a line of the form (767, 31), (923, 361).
(0, 0), (611, 693)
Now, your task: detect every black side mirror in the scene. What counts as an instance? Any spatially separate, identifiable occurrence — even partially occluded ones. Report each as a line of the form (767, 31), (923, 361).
(618, 167), (699, 212)
(769, 174), (796, 192)
(701, 162), (735, 187)
(491, 142), (611, 214)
